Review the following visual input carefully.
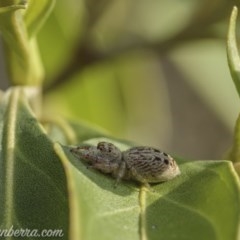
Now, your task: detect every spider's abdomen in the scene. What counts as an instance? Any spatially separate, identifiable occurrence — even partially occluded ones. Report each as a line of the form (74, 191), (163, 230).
(123, 147), (180, 183)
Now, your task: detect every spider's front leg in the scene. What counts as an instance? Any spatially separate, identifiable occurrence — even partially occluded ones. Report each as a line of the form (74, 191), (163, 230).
(113, 161), (126, 187)
(88, 159), (120, 174)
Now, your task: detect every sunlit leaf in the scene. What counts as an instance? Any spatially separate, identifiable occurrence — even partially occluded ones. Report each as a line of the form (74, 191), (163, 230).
(57, 135), (240, 240)
(24, 0), (56, 38)
(227, 6), (240, 98)
(0, 1), (43, 85)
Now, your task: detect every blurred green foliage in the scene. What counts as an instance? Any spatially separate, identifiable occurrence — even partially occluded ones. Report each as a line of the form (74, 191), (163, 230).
(1, 0), (240, 155)
(27, 0), (239, 156)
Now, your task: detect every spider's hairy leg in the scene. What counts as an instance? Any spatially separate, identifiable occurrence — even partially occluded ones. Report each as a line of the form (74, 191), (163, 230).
(114, 161), (126, 188)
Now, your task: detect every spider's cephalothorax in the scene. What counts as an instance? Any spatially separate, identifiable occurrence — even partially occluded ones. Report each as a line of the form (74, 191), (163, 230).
(70, 141), (180, 186)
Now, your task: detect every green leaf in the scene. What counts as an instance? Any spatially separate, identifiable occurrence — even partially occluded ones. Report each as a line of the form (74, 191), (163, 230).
(55, 136), (240, 240)
(234, 162), (240, 177)
(226, 6), (240, 163)
(1, 88), (240, 240)
(0, 1), (44, 85)
(24, 0), (56, 38)
(144, 161), (240, 240)
(0, 87), (68, 237)
(229, 113), (240, 163)
(227, 6), (240, 98)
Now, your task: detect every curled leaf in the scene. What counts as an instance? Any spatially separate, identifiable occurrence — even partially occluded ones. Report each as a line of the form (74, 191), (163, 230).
(227, 6), (240, 97)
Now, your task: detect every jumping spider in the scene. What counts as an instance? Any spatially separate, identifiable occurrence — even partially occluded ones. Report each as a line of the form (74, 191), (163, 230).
(70, 141), (180, 187)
